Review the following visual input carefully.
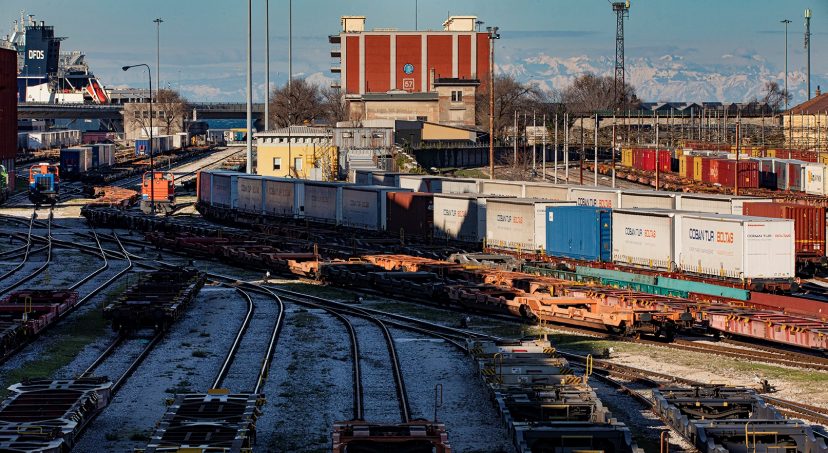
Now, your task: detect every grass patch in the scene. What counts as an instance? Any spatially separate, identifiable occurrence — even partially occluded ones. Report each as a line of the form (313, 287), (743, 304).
(454, 168), (488, 179)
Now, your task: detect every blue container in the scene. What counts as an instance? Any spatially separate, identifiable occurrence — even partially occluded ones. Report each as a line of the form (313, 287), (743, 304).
(60, 149), (81, 176)
(136, 138), (151, 156)
(546, 206), (612, 261)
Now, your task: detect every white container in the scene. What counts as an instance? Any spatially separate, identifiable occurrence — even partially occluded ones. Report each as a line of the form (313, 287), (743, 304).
(611, 209), (678, 271)
(523, 183), (572, 201)
(678, 213), (795, 279)
(677, 193), (773, 215)
(263, 177), (303, 217)
(341, 185), (411, 231)
(398, 175), (444, 193)
(478, 180), (525, 197)
(434, 194), (502, 242)
(209, 171), (239, 208)
(440, 178), (479, 194)
(620, 190), (679, 210)
(567, 187), (621, 209)
(485, 198), (575, 252)
(173, 132), (189, 149)
(804, 163), (827, 195)
(303, 181), (346, 224)
(237, 176), (265, 214)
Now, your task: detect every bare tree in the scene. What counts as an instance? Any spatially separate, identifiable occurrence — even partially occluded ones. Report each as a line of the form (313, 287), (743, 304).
(476, 74), (546, 138)
(320, 86), (349, 125)
(155, 89), (190, 135)
(762, 81), (792, 112)
(561, 73), (639, 113)
(268, 78), (324, 128)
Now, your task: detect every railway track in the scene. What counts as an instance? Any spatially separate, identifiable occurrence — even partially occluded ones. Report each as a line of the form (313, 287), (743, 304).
(0, 208), (52, 297)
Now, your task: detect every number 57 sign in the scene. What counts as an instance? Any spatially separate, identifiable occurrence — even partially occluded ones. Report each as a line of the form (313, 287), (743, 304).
(402, 78), (415, 91)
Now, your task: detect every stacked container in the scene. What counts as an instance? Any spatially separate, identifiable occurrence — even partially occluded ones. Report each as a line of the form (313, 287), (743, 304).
(742, 202), (825, 258)
(619, 190), (679, 210)
(611, 209), (678, 271)
(545, 206), (612, 261)
(485, 198), (575, 252)
(340, 185), (412, 231)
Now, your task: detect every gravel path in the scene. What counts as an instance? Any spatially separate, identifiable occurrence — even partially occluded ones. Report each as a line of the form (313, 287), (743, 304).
(258, 306), (353, 452)
(71, 286), (244, 451)
(392, 328), (515, 453)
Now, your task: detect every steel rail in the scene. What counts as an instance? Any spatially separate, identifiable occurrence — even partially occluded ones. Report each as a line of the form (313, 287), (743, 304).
(0, 208), (52, 296)
(0, 212), (36, 282)
(211, 288), (255, 389)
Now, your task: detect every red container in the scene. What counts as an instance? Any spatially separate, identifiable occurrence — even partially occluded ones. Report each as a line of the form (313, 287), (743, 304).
(709, 159), (758, 188)
(386, 192), (434, 238)
(632, 149), (671, 173)
(700, 157), (713, 183)
(657, 150), (672, 173)
(707, 158), (723, 184)
(0, 47), (16, 163)
(743, 202), (825, 257)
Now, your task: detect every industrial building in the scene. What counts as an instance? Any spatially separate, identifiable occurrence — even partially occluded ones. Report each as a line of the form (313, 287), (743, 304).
(784, 88), (827, 150)
(329, 15), (488, 127)
(0, 45), (17, 191)
(255, 126), (338, 180)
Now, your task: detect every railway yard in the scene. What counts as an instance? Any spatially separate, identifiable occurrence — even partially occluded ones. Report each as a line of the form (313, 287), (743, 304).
(0, 147), (826, 452)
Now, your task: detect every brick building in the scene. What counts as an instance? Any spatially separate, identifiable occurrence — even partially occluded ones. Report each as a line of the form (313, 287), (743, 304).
(330, 15), (488, 127)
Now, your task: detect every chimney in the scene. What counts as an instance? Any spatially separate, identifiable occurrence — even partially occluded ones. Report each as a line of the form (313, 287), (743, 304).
(817, 85), (822, 97)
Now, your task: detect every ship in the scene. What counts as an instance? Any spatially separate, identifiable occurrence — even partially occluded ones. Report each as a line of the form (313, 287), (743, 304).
(3, 12), (109, 104)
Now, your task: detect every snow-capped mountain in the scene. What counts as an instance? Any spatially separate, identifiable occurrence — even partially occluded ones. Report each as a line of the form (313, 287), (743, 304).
(501, 52), (825, 104)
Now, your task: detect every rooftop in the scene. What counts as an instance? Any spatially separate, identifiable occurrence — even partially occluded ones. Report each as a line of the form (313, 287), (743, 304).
(787, 92), (828, 115)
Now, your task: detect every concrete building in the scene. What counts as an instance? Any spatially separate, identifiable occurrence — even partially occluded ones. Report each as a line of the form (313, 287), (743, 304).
(124, 102), (188, 141)
(255, 126), (338, 180)
(330, 15), (487, 127)
(784, 88), (828, 150)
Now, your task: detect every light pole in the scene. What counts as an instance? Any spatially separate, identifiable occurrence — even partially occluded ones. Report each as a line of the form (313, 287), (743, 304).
(782, 19), (791, 110)
(805, 9), (811, 100)
(265, 0), (270, 130)
(123, 64), (154, 213)
(153, 18), (163, 97)
(486, 26), (500, 180)
(246, 0), (253, 173)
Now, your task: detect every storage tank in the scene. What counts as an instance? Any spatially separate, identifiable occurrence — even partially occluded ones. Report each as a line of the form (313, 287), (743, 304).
(677, 213), (795, 280)
(303, 181), (348, 224)
(263, 177), (303, 217)
(611, 209), (678, 271)
(237, 175), (265, 214)
(567, 187), (621, 208)
(485, 198), (575, 252)
(386, 192), (434, 238)
(433, 194), (506, 242)
(341, 185), (411, 231)
(545, 206), (612, 262)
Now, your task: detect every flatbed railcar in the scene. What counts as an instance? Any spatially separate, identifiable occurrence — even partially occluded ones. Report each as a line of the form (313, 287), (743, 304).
(102, 268), (205, 332)
(0, 291), (80, 358)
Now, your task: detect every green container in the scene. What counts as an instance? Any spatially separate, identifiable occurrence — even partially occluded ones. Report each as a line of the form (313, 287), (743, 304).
(575, 265), (658, 286)
(656, 276), (749, 300)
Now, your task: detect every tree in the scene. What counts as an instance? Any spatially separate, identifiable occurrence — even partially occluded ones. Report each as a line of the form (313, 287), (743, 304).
(320, 86), (349, 125)
(154, 89), (190, 135)
(475, 74), (547, 138)
(268, 78), (324, 128)
(762, 81), (792, 112)
(561, 73), (639, 113)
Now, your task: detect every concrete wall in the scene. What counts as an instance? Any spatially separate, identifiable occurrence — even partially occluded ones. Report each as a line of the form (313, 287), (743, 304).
(257, 143), (338, 180)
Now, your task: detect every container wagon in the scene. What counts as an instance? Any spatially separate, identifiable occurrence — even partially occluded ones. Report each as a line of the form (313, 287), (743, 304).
(433, 194), (508, 242)
(611, 209), (679, 271)
(340, 185), (411, 231)
(545, 206), (612, 262)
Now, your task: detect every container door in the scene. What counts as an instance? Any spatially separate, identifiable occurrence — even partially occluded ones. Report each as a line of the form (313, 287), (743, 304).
(599, 210), (612, 262)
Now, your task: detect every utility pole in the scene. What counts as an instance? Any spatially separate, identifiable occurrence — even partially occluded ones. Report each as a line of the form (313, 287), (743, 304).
(154, 18), (163, 97)
(513, 110), (517, 165)
(264, 0), (270, 130)
(246, 0), (252, 173)
(532, 110), (537, 170)
(542, 113), (547, 180)
(486, 26), (500, 179)
(554, 113), (558, 183)
(594, 113), (598, 186)
(805, 9), (812, 100)
(580, 116), (584, 185)
(289, 0), (293, 91)
(564, 113), (569, 182)
(782, 19), (791, 110)
(655, 113), (659, 191)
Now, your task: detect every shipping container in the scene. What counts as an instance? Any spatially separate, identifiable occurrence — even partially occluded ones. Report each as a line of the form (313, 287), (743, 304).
(173, 132), (189, 149)
(397, 175), (444, 193)
(197, 171), (211, 205)
(700, 157), (713, 183)
(440, 178), (479, 194)
(692, 156), (703, 182)
(341, 185), (411, 231)
(59, 147), (93, 176)
(632, 149), (671, 172)
(209, 171), (239, 208)
(743, 202), (825, 257)
(545, 206), (612, 262)
(611, 209), (677, 271)
(619, 190), (679, 210)
(523, 182), (572, 201)
(236, 176), (266, 214)
(710, 159), (759, 189)
(621, 148), (633, 167)
(803, 163), (827, 195)
(677, 213), (794, 280)
(679, 155), (689, 178)
(303, 181), (347, 224)
(567, 187), (621, 208)
(485, 198), (575, 252)
(90, 143), (115, 167)
(677, 193), (772, 215)
(478, 180), (525, 197)
(386, 192), (434, 238)
(263, 177), (304, 217)
(433, 194), (504, 242)
(784, 160), (807, 191)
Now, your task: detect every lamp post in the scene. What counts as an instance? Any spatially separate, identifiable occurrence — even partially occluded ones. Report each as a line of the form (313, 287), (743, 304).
(123, 64), (154, 213)
(153, 18), (163, 98)
(486, 26), (500, 180)
(781, 19), (791, 110)
(264, 0), (270, 130)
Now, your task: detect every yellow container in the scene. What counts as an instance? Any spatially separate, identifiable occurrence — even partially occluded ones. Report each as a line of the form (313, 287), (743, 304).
(679, 155), (688, 178)
(693, 156), (703, 181)
(621, 148), (633, 167)
(767, 149), (776, 158)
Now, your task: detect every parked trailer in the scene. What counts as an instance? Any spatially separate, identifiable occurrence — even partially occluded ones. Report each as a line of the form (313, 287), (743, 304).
(386, 192), (434, 238)
(567, 187), (621, 208)
(677, 213), (795, 280)
(486, 198), (575, 252)
(523, 182), (573, 201)
(303, 181), (348, 224)
(478, 180), (526, 197)
(619, 190), (679, 210)
(742, 202), (826, 259)
(341, 185), (411, 231)
(677, 193), (772, 215)
(804, 162), (827, 195)
(612, 209), (678, 271)
(433, 194), (508, 242)
(545, 206), (612, 262)
(397, 175), (444, 193)
(263, 177), (304, 218)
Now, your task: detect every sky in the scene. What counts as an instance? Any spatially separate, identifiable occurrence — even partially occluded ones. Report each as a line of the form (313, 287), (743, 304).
(2, 0), (825, 104)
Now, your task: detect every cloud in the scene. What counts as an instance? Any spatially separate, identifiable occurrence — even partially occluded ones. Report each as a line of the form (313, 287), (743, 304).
(182, 84), (224, 100)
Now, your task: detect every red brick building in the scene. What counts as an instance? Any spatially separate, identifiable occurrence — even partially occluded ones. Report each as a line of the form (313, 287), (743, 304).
(330, 16), (487, 127)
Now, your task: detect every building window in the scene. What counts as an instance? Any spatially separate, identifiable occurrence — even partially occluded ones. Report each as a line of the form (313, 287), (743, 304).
(294, 157), (303, 171)
(451, 91), (463, 102)
(273, 158), (282, 170)
(416, 116), (427, 122)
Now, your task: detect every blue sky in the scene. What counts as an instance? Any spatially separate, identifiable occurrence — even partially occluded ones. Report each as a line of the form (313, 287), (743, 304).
(3, 0), (824, 103)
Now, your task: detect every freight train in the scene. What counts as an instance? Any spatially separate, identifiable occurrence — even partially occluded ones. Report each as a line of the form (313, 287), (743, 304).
(196, 170), (812, 289)
(59, 144), (115, 179)
(28, 162), (60, 205)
